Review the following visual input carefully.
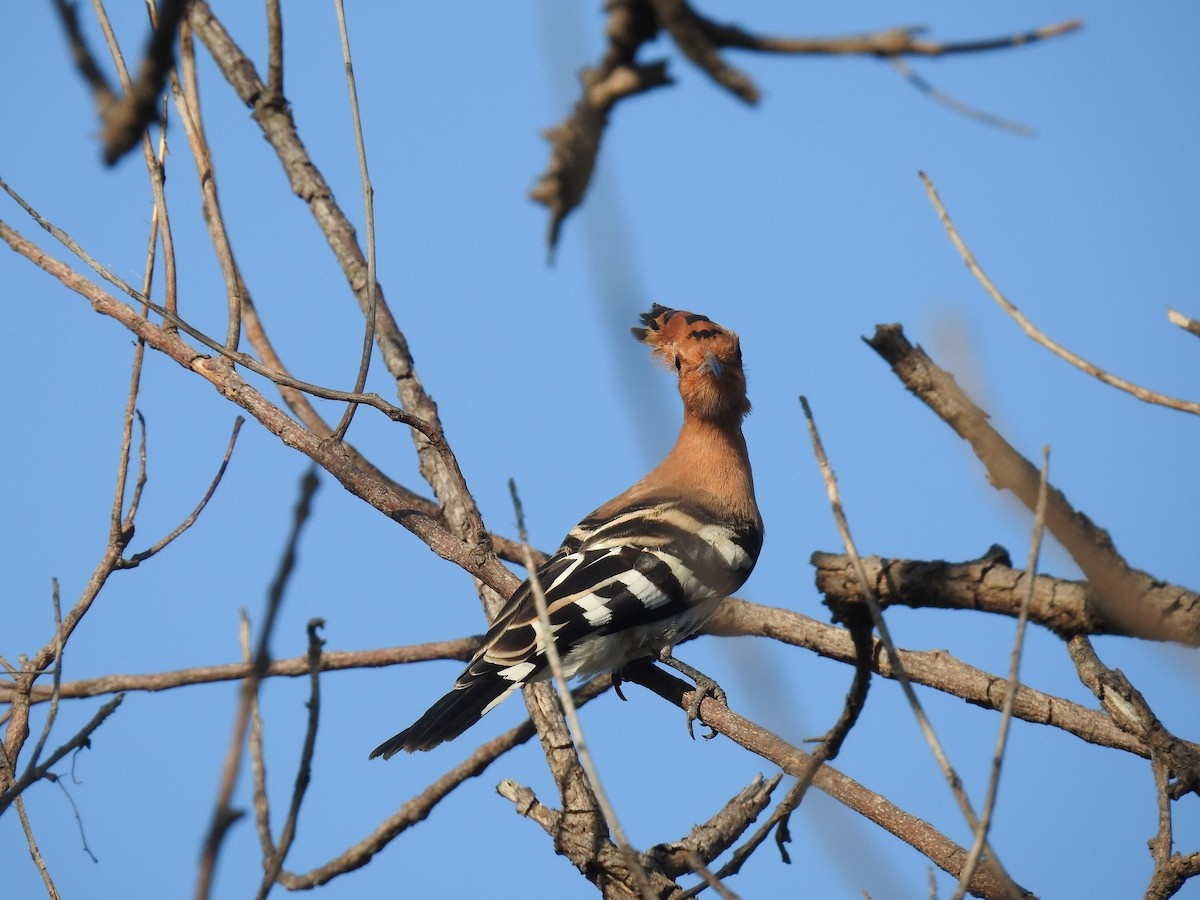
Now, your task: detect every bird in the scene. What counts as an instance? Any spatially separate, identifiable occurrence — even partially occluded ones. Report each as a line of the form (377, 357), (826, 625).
(370, 304), (763, 758)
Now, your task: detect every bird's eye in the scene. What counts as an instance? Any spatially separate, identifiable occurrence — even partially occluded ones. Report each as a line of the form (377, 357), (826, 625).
(674, 356), (682, 371)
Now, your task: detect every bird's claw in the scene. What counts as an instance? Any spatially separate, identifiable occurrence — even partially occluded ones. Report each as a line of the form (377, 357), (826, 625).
(684, 673), (726, 740)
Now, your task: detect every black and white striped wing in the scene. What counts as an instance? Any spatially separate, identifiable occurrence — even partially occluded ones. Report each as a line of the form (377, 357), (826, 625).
(467, 503), (762, 688)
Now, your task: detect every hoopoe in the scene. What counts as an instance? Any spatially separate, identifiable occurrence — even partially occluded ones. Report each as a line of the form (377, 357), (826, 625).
(371, 304), (762, 757)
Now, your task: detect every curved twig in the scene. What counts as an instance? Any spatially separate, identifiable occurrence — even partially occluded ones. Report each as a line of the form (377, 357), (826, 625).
(921, 171), (1200, 417)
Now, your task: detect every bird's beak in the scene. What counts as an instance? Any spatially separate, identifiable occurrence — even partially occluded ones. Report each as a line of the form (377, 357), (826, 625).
(698, 351), (723, 379)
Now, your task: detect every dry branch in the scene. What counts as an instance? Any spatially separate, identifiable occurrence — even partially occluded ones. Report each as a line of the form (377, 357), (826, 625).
(706, 598), (1173, 760)
(1068, 637), (1200, 801)
(52, 0), (188, 164)
(920, 172), (1200, 417)
(7, 591), (1180, 764)
(647, 773), (782, 880)
(278, 676), (612, 888)
(624, 664), (1031, 900)
(186, 2), (494, 569)
(865, 323), (1200, 644)
(812, 548), (1200, 648)
(533, 4), (1080, 250)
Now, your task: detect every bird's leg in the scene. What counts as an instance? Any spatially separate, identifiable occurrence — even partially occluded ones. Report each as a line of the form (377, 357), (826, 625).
(611, 668), (629, 702)
(657, 647), (726, 740)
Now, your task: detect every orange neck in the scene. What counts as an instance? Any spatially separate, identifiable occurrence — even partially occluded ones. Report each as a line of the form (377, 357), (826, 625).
(637, 412), (758, 522)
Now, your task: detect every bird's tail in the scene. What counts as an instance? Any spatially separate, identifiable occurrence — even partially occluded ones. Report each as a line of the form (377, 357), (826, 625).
(369, 672), (520, 758)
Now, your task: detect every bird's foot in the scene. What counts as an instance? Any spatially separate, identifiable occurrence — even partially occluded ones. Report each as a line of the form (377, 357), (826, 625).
(657, 647), (726, 740)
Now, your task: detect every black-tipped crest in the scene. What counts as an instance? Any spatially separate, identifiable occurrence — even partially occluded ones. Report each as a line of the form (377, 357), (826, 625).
(631, 303), (677, 343)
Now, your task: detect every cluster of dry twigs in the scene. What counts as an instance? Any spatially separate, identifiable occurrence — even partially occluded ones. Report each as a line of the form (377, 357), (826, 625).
(2, 3), (1196, 899)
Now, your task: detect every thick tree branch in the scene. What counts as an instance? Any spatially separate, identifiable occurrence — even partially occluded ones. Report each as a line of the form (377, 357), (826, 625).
(624, 664), (1031, 900)
(706, 598), (1174, 760)
(865, 323), (1200, 644)
(812, 548), (1200, 648)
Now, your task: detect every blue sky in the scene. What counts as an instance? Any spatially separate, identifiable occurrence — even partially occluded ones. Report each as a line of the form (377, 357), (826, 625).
(2, 2), (1198, 898)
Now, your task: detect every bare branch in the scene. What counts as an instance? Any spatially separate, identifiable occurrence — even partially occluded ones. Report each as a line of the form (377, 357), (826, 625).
(256, 620), (325, 898)
(1067, 637), (1200, 801)
(119, 417), (245, 568)
(686, 612), (873, 896)
(706, 598), (1178, 760)
(3, 639), (479, 706)
(647, 773), (782, 880)
(96, 0), (189, 164)
(52, 0), (118, 119)
(278, 676), (611, 888)
(647, 0), (758, 103)
(921, 172), (1200, 417)
(625, 664), (1032, 900)
(866, 323), (1200, 643)
(1, 217), (518, 595)
(532, 6), (1080, 250)
(329, 0), (378, 443)
(23, 581), (65, 774)
(187, 2), (496, 581)
(812, 548), (1200, 647)
(9, 779), (61, 899)
(1167, 307), (1200, 339)
(698, 17), (1082, 57)
(509, 479), (652, 899)
(888, 57), (1033, 136)
(195, 469), (319, 900)
(0, 174), (145, 303)
(0, 695), (125, 814)
(956, 449), (1050, 899)
(1146, 756), (1200, 899)
(799, 396), (1010, 884)
(94, 0), (179, 323)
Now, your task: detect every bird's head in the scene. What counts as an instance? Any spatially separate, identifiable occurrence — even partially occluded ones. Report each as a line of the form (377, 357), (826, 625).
(632, 304), (750, 421)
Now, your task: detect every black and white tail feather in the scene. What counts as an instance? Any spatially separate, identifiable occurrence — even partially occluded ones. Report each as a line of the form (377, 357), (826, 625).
(371, 305), (762, 758)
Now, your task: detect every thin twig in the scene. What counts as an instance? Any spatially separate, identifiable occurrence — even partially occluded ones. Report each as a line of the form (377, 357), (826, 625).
(24, 581), (65, 774)
(52, 0), (117, 112)
(798, 396), (1015, 891)
(279, 677), (612, 888)
(194, 470), (320, 900)
(257, 619), (325, 899)
(52, 774), (98, 863)
(628, 663), (1028, 900)
(888, 57), (1033, 135)
(684, 611), (873, 896)
(96, 0), (189, 164)
(0, 212), (426, 431)
(12, 787), (61, 899)
(0, 174), (144, 302)
(154, 2), (242, 352)
(508, 479), (655, 900)
(194, 612), (252, 900)
(954, 449), (1050, 898)
(119, 417), (245, 567)
(94, 0), (179, 324)
(684, 851), (739, 900)
(247, 610), (276, 862)
(0, 695), (125, 813)
(920, 171), (1200, 416)
(699, 18), (1083, 57)
(330, 0), (378, 443)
